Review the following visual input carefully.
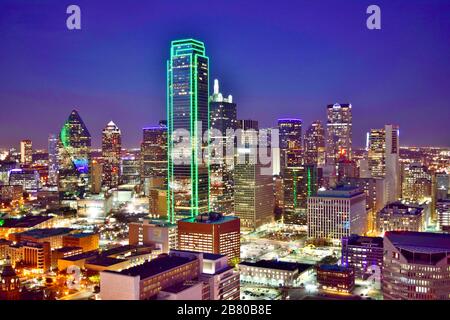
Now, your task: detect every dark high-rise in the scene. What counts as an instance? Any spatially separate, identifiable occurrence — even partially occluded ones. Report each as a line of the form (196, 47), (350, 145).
(210, 79), (237, 215)
(167, 39), (209, 223)
(278, 118), (302, 170)
(58, 109), (91, 199)
(304, 120), (325, 166)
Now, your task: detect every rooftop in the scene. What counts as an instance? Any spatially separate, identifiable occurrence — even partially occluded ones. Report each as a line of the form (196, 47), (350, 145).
(203, 253), (226, 261)
(317, 264), (352, 273)
(344, 234), (383, 247)
(110, 255), (196, 278)
(65, 232), (98, 239)
(0, 215), (53, 229)
(86, 257), (127, 267)
(385, 231), (450, 251)
(180, 212), (239, 225)
(240, 260), (312, 273)
(316, 186), (364, 198)
(15, 228), (73, 239)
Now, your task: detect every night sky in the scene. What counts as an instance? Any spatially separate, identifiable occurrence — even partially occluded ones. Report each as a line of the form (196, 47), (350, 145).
(0, 0), (449, 149)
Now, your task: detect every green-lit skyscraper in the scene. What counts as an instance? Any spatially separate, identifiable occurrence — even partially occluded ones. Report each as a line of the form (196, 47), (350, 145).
(167, 39), (209, 223)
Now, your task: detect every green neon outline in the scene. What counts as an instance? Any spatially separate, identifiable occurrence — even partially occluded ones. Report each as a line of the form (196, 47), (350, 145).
(167, 39), (209, 222)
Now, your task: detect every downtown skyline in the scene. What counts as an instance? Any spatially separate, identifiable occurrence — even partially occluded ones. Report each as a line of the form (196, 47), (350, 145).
(1, 0), (450, 149)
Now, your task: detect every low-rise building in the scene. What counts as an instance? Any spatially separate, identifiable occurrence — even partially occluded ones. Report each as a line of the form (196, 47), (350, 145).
(316, 264), (355, 294)
(376, 202), (424, 234)
(341, 234), (383, 280)
(239, 260), (313, 287)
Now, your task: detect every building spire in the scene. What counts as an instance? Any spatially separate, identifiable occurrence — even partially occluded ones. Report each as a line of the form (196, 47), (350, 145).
(214, 79), (219, 95)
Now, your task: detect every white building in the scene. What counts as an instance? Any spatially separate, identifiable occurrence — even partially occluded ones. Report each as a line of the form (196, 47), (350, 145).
(307, 186), (367, 242)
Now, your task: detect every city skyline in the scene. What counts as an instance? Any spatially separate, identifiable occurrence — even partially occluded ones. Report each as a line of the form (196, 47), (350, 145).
(1, 0), (450, 149)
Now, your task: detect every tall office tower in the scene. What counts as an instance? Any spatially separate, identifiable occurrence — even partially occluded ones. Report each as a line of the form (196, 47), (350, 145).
(383, 231), (450, 300)
(402, 163), (432, 202)
(325, 103), (352, 164)
(278, 118), (302, 170)
(141, 125), (167, 184)
(58, 109), (91, 200)
(341, 177), (386, 233)
(283, 165), (318, 225)
(336, 157), (358, 183)
(368, 125), (400, 203)
(209, 79), (238, 215)
(177, 212), (240, 263)
(167, 39), (209, 223)
(48, 134), (59, 186)
(234, 158), (274, 230)
(384, 125), (401, 202)
(20, 140), (32, 165)
(102, 121), (122, 189)
(368, 129), (386, 178)
(304, 120), (325, 166)
(307, 186), (367, 243)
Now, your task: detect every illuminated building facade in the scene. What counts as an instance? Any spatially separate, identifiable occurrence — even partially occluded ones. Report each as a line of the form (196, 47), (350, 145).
(141, 125), (167, 189)
(307, 186), (367, 242)
(383, 231), (450, 300)
(177, 212), (240, 263)
(102, 121), (122, 189)
(239, 260), (312, 287)
(316, 264), (355, 294)
(209, 79), (237, 215)
(129, 219), (178, 253)
(8, 169), (40, 191)
(63, 232), (100, 252)
(121, 156), (140, 185)
(58, 109), (92, 200)
(376, 202), (424, 234)
(402, 163), (432, 202)
(20, 139), (32, 165)
(0, 258), (21, 300)
(437, 199), (450, 232)
(100, 250), (202, 300)
(368, 125), (400, 202)
(1, 241), (51, 272)
(341, 234), (383, 279)
(304, 120), (325, 166)
(167, 39), (209, 223)
(283, 165), (318, 225)
(47, 134), (59, 186)
(234, 161), (274, 230)
(326, 103), (352, 164)
(278, 118), (302, 171)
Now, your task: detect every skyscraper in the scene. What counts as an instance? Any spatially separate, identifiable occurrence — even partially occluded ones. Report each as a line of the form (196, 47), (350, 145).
(368, 128), (386, 178)
(234, 159), (274, 230)
(384, 125), (401, 202)
(278, 118), (302, 170)
(141, 125), (167, 184)
(326, 103), (352, 164)
(167, 39), (210, 223)
(20, 140), (32, 165)
(283, 165), (318, 225)
(304, 120), (325, 167)
(209, 79), (237, 215)
(48, 134), (59, 186)
(102, 121), (122, 189)
(58, 109), (91, 200)
(307, 186), (367, 242)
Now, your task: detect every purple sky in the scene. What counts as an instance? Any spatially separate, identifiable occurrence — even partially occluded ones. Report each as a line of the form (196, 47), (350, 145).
(0, 0), (449, 149)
